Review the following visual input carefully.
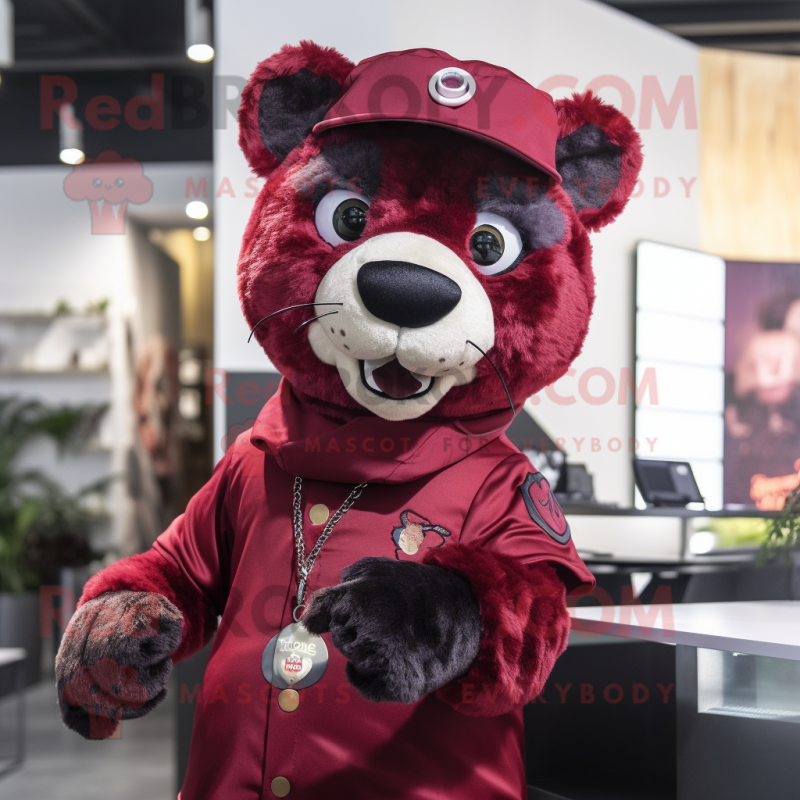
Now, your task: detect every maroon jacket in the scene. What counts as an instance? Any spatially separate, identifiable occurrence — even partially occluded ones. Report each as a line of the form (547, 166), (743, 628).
(81, 381), (594, 800)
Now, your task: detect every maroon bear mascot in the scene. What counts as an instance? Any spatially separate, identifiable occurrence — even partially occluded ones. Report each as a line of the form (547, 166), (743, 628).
(56, 43), (642, 800)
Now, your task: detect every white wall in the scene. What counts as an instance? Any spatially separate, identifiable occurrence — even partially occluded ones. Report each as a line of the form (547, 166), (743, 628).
(0, 162), (211, 312)
(0, 162), (208, 548)
(213, 0), (700, 509)
(0, 165), (133, 547)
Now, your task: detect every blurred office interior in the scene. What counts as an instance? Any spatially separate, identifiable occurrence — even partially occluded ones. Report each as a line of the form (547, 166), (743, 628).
(3, 1), (800, 798)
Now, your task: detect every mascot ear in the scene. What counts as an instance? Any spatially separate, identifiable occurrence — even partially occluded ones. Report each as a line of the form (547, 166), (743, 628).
(238, 41), (354, 177)
(554, 92), (643, 231)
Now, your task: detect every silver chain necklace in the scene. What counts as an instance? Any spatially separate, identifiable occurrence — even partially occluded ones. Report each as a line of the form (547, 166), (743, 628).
(262, 477), (367, 693)
(291, 476), (367, 616)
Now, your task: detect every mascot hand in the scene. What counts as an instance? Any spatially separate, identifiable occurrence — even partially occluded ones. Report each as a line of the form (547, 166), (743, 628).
(56, 590), (183, 739)
(303, 557), (481, 703)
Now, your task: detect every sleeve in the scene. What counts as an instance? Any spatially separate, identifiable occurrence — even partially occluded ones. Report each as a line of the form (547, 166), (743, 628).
(458, 453), (595, 595)
(424, 550), (569, 715)
(78, 452), (236, 663)
(421, 453), (594, 716)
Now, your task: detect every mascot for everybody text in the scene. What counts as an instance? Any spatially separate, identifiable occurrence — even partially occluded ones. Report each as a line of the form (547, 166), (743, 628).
(56, 43), (642, 800)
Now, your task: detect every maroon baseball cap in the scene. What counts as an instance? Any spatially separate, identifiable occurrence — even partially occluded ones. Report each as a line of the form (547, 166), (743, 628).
(313, 48), (561, 182)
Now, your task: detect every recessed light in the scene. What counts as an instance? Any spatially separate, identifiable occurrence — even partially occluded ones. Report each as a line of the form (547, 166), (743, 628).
(187, 43), (214, 63)
(60, 148), (85, 165)
(186, 201), (209, 220)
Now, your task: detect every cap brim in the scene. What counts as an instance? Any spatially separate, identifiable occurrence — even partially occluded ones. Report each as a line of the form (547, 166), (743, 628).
(313, 115), (562, 183)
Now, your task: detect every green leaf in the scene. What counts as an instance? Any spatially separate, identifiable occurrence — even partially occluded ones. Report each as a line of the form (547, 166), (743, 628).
(0, 396), (112, 592)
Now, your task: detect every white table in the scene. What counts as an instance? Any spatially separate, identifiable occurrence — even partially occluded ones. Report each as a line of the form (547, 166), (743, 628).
(0, 647), (26, 778)
(570, 600), (800, 661)
(567, 601), (800, 800)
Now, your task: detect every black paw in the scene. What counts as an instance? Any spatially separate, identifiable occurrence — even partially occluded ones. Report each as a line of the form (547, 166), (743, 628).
(303, 557), (481, 703)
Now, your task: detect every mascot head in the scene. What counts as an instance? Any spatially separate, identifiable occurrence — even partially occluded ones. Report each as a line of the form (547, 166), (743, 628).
(238, 42), (642, 422)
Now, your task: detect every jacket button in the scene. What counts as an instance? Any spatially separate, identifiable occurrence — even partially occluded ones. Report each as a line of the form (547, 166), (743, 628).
(271, 776), (291, 797)
(278, 688), (300, 712)
(309, 503), (329, 525)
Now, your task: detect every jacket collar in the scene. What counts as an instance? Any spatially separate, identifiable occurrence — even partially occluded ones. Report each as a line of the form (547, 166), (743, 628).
(250, 379), (512, 484)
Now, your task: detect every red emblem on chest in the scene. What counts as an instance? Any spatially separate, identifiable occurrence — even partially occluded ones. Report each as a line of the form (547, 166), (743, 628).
(520, 472), (571, 544)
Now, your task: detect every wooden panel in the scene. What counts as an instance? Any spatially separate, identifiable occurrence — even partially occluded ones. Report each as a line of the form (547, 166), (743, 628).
(700, 48), (800, 260)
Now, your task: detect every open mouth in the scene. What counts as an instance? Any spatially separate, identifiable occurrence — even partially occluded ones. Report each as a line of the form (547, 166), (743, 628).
(360, 357), (434, 400)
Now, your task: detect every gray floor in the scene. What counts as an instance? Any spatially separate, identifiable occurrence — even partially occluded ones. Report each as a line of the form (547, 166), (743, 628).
(0, 674), (175, 800)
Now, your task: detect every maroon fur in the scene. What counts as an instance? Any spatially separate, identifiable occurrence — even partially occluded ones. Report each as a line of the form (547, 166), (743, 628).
(239, 123), (597, 420)
(555, 91), (644, 232)
(79, 549), (217, 663)
(424, 547), (569, 716)
(239, 41), (354, 177)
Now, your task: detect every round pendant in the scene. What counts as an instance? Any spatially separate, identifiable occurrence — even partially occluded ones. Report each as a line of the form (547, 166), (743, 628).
(262, 622), (328, 689)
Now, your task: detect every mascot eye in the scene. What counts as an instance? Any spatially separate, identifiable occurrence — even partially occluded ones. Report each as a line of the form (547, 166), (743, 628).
(93, 178), (102, 187)
(469, 212), (523, 276)
(315, 190), (371, 246)
(115, 178), (125, 188)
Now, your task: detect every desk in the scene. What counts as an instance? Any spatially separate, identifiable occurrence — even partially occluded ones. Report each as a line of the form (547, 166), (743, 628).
(570, 600), (800, 658)
(578, 551), (760, 605)
(568, 602), (800, 800)
(0, 647), (26, 778)
(563, 505), (774, 559)
(559, 504), (777, 603)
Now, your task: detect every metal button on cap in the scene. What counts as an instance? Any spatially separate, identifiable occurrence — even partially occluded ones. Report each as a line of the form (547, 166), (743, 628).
(278, 688), (300, 713)
(271, 776), (291, 797)
(309, 503), (329, 525)
(428, 67), (476, 107)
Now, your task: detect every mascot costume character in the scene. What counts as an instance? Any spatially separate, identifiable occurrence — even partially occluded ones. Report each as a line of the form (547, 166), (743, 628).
(56, 43), (642, 800)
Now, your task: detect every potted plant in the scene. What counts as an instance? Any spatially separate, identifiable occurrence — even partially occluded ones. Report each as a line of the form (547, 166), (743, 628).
(760, 487), (800, 600)
(0, 398), (108, 689)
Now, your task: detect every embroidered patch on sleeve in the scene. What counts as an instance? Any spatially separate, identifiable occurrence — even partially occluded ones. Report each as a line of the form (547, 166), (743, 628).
(520, 472), (571, 544)
(391, 510), (451, 559)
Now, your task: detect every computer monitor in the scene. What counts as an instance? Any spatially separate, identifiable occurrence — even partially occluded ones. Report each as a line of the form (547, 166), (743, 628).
(633, 459), (704, 507)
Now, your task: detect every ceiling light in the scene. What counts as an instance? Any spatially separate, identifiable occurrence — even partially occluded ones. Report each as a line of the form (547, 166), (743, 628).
(186, 0), (214, 63)
(60, 148), (85, 165)
(192, 226), (211, 241)
(187, 44), (214, 63)
(186, 201), (209, 220)
(59, 104), (84, 165)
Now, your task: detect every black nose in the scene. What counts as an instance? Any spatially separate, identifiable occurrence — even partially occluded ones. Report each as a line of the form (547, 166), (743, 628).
(356, 261), (462, 328)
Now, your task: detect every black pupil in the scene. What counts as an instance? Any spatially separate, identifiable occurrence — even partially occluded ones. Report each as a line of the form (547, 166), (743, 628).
(470, 229), (503, 266)
(334, 200), (368, 241)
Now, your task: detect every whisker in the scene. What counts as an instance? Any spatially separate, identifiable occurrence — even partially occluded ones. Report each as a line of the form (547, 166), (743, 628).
(466, 340), (516, 421)
(294, 311), (339, 334)
(247, 303), (343, 342)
